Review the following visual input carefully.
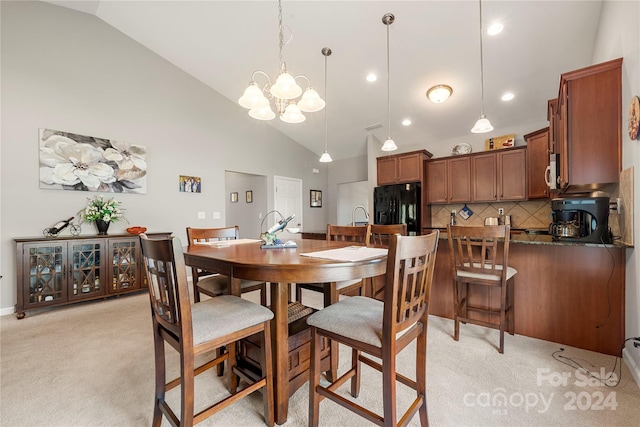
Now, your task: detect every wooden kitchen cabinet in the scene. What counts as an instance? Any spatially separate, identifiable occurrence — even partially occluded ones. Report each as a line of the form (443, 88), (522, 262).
(499, 147), (527, 201)
(14, 232), (171, 318)
(376, 149), (432, 185)
(470, 147), (526, 202)
(555, 58), (622, 192)
(525, 127), (550, 199)
(426, 156), (471, 204)
(471, 153), (497, 202)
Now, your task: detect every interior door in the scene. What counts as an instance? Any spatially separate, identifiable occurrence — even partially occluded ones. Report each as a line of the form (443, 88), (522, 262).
(274, 176), (303, 239)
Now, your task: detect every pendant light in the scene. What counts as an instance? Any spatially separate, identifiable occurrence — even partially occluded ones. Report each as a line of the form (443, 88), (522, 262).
(381, 13), (398, 152)
(471, 0), (494, 133)
(319, 47), (333, 163)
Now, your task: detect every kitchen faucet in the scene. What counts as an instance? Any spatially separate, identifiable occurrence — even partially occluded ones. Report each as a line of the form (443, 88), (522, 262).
(352, 205), (369, 226)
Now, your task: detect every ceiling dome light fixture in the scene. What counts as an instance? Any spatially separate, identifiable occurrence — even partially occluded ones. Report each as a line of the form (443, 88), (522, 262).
(487, 22), (504, 36)
(426, 84), (453, 103)
(238, 0), (324, 124)
(471, 0), (494, 134)
(501, 92), (515, 101)
(381, 13), (398, 152)
(319, 48), (333, 163)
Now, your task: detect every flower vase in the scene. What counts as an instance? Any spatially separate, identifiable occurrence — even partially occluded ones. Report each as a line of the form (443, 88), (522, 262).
(95, 220), (111, 235)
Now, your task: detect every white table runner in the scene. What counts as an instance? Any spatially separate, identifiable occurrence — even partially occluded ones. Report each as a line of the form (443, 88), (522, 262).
(300, 246), (388, 262)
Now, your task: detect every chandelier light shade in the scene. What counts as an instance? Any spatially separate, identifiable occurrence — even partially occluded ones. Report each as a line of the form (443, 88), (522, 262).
(238, 0), (324, 123)
(381, 13), (398, 152)
(319, 47), (333, 163)
(471, 0), (494, 134)
(426, 84), (453, 103)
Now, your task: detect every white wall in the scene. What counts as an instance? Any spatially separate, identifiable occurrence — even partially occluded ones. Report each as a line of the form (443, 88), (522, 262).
(0, 1), (329, 314)
(592, 0), (640, 380)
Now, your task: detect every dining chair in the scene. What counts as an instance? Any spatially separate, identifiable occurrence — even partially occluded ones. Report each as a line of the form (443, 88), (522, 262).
(366, 224), (408, 299)
(296, 224), (370, 306)
(307, 231), (439, 427)
(139, 234), (274, 427)
(186, 226), (267, 305)
(447, 224), (517, 353)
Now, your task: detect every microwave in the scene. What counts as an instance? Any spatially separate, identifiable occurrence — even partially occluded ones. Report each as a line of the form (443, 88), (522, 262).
(545, 153), (558, 190)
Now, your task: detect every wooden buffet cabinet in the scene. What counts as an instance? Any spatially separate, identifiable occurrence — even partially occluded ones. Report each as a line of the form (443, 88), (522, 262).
(14, 232), (171, 318)
(376, 149), (432, 186)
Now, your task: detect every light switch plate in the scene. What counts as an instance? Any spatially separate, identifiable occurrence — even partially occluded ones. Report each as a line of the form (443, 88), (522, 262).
(197, 211), (205, 219)
(213, 211), (221, 219)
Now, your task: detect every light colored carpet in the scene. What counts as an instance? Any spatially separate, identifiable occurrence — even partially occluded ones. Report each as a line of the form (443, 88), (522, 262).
(1, 290), (638, 427)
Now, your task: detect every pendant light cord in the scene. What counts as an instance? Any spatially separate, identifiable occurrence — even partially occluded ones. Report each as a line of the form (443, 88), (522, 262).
(278, 0), (284, 65)
(324, 50), (328, 153)
(386, 21), (391, 139)
(478, 0), (485, 116)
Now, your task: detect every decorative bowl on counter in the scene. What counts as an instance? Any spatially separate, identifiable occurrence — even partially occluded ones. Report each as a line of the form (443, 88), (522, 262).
(286, 227), (300, 234)
(126, 226), (147, 235)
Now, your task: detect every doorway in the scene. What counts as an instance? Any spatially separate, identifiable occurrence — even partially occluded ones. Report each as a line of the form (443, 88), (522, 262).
(225, 171), (267, 239)
(274, 176), (303, 239)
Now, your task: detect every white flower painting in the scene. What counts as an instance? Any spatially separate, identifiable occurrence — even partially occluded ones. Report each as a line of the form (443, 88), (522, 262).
(39, 129), (147, 193)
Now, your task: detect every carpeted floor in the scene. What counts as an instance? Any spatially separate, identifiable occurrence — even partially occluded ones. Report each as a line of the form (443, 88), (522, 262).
(1, 291), (638, 426)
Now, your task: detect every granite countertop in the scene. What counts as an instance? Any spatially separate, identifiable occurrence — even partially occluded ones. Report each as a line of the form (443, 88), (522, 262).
(423, 228), (627, 249)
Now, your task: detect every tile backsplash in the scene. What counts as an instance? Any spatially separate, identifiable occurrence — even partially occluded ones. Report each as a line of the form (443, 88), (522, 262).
(431, 200), (552, 230)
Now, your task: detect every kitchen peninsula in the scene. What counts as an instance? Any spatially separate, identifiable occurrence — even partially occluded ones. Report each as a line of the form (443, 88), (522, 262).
(427, 230), (625, 356)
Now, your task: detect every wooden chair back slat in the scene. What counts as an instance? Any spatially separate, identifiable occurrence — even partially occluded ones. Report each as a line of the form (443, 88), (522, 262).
(326, 224), (369, 244)
(367, 223), (407, 246)
(385, 231), (439, 333)
(449, 225), (510, 283)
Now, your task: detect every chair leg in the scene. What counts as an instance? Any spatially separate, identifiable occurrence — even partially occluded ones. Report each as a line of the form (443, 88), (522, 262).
(227, 341), (238, 393)
(152, 329), (166, 427)
(350, 348), (361, 398)
(216, 347), (225, 376)
(416, 321), (429, 427)
(180, 348), (196, 427)
(499, 282), (507, 354)
(509, 278), (515, 335)
(452, 281), (460, 341)
(295, 284), (303, 304)
(381, 344), (397, 427)
(260, 283), (268, 306)
(309, 327), (321, 427)
(193, 281), (201, 303)
(260, 321), (274, 427)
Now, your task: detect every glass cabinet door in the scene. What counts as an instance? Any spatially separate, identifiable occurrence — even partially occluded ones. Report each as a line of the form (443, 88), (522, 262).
(109, 239), (140, 293)
(69, 240), (106, 300)
(25, 243), (66, 306)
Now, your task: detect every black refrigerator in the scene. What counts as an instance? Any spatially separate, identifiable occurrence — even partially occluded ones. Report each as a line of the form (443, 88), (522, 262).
(373, 183), (421, 235)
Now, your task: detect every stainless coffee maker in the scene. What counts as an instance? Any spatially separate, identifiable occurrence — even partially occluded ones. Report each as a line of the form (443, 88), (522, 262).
(549, 197), (611, 243)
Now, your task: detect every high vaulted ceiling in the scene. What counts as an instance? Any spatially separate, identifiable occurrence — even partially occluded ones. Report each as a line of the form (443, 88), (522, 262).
(45, 1), (603, 160)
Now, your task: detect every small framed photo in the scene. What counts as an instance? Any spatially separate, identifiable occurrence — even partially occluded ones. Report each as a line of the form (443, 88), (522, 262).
(246, 190), (253, 203)
(230, 192), (238, 203)
(310, 190), (322, 208)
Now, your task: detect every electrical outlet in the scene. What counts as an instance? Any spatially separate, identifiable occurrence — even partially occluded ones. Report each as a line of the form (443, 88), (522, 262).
(498, 208), (504, 215)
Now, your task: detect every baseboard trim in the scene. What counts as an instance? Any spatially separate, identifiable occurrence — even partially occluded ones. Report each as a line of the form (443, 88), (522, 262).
(623, 347), (640, 389)
(0, 306), (16, 317)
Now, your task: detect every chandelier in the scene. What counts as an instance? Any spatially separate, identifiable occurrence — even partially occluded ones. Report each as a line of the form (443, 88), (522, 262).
(238, 0), (325, 124)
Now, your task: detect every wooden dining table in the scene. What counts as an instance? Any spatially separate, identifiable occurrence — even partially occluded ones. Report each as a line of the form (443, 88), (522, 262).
(183, 238), (387, 425)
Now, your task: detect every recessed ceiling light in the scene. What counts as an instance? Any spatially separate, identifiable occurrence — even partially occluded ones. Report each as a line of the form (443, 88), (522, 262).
(402, 119), (412, 126)
(366, 73), (377, 82)
(501, 92), (515, 101)
(487, 22), (504, 36)
(426, 84), (453, 103)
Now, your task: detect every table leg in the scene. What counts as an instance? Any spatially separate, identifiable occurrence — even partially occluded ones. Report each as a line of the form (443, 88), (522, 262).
(324, 282), (339, 383)
(271, 281), (290, 425)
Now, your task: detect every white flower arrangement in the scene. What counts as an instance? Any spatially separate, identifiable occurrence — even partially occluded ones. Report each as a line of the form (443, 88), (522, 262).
(78, 195), (127, 223)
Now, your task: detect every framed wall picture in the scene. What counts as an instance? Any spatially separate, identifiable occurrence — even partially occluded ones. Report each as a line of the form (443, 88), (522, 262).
(230, 192), (238, 203)
(310, 190), (322, 208)
(246, 190), (253, 203)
